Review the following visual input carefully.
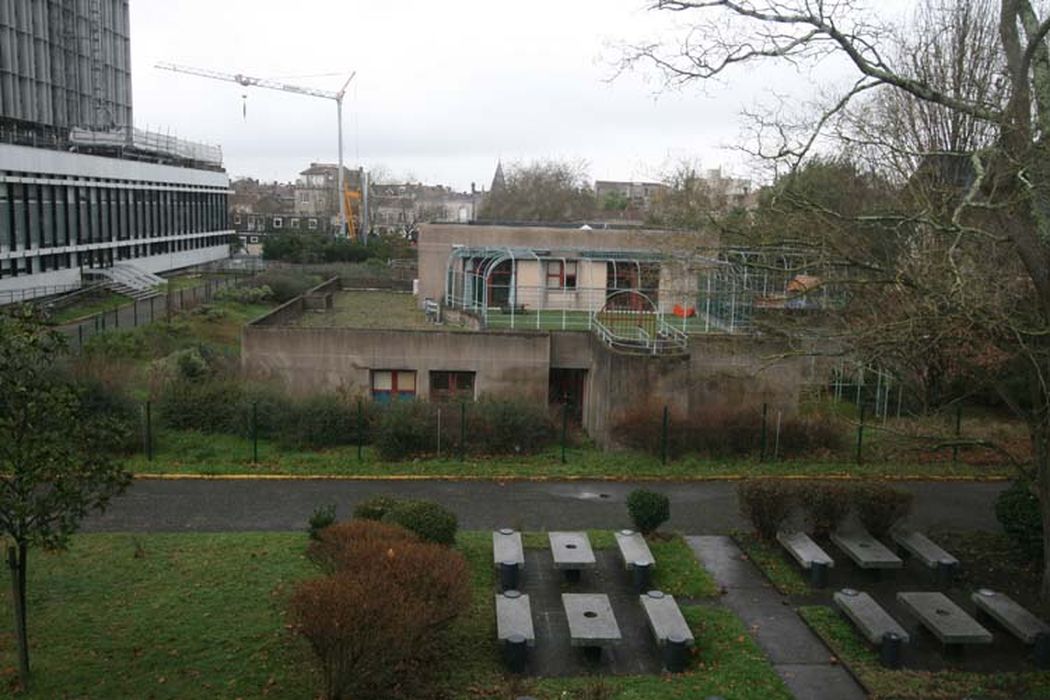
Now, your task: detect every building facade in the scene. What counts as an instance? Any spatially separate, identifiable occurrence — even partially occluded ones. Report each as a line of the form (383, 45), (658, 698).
(0, 0), (231, 301)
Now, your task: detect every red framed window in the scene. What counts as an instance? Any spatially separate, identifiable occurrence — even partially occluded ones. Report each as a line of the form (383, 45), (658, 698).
(371, 370), (417, 404)
(430, 371), (475, 402)
(545, 260), (578, 289)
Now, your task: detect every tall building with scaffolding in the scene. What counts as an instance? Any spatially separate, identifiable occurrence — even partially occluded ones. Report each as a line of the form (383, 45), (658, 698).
(0, 0), (231, 302)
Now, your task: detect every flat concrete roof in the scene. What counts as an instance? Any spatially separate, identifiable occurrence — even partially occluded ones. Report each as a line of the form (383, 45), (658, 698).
(291, 290), (466, 331)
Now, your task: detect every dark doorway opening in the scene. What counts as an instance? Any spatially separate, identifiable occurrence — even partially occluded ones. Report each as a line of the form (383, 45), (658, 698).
(549, 368), (586, 424)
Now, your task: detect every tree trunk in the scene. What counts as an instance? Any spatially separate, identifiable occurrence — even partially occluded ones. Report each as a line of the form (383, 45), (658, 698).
(7, 544), (29, 688)
(1034, 417), (1050, 601)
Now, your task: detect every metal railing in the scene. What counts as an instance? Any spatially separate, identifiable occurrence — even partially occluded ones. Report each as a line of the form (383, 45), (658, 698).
(590, 312), (689, 356)
(0, 283), (84, 306)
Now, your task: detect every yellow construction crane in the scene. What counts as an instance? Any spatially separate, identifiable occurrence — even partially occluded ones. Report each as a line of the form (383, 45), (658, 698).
(155, 62), (360, 238)
(344, 184), (362, 240)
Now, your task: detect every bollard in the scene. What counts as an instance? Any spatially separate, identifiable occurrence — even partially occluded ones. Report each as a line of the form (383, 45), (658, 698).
(499, 561), (520, 592)
(809, 561), (829, 588)
(503, 632), (527, 673)
(663, 632), (690, 673)
(936, 560), (957, 587)
(1035, 632), (1050, 669)
(632, 561), (653, 593)
(880, 632), (902, 669)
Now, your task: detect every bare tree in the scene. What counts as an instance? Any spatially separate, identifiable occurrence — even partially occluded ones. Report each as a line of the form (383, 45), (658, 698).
(478, 160), (596, 222)
(624, 0), (1050, 597)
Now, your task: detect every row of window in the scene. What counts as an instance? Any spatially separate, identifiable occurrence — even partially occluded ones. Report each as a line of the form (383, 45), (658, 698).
(235, 214), (320, 231)
(0, 181), (229, 253)
(371, 370), (475, 404)
(0, 233), (232, 279)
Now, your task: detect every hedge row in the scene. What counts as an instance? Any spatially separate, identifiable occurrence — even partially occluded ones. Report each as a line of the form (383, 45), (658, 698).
(737, 479), (914, 540)
(613, 402), (843, 459)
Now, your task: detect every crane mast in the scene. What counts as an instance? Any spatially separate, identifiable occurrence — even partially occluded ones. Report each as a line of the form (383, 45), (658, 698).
(156, 62), (360, 239)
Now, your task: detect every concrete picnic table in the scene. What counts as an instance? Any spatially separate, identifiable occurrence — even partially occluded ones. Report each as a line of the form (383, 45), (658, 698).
(897, 591), (993, 646)
(562, 593), (621, 652)
(549, 531), (597, 581)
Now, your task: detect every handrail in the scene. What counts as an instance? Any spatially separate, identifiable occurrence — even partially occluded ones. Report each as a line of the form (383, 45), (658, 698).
(590, 313), (688, 356)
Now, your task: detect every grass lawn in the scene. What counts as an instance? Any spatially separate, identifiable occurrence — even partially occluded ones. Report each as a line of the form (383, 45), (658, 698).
(733, 531), (810, 595)
(47, 291), (131, 324)
(799, 606), (1050, 700)
(293, 290), (470, 331)
(0, 531), (779, 699)
(126, 429), (1013, 479)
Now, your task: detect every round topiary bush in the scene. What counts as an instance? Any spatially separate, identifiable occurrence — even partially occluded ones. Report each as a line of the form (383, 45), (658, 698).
(352, 496), (401, 521)
(852, 482), (913, 538)
(738, 479), (797, 540)
(626, 489), (671, 534)
(996, 480), (1043, 560)
(382, 499), (458, 546)
(798, 481), (852, 537)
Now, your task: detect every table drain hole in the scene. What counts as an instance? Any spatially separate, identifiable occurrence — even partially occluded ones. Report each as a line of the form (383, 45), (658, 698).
(584, 611), (598, 618)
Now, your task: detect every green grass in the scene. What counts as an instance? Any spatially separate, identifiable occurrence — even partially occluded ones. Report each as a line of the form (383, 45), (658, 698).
(733, 531), (809, 595)
(0, 531), (769, 699)
(800, 605), (1050, 700)
(48, 291), (131, 324)
(126, 429), (1012, 479)
(293, 290), (469, 330)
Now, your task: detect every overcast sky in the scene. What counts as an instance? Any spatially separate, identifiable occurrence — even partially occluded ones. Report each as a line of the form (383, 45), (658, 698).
(130, 1), (913, 190)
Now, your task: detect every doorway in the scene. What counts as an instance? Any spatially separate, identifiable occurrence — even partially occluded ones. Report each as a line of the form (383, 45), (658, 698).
(549, 368), (586, 424)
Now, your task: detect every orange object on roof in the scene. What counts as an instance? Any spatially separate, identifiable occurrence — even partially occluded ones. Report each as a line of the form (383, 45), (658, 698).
(672, 304), (696, 318)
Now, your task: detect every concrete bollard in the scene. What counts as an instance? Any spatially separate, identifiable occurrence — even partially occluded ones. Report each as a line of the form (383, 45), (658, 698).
(504, 633), (527, 673)
(809, 561), (829, 588)
(663, 632), (690, 673)
(880, 632), (903, 669)
(632, 560), (653, 593)
(1036, 632), (1050, 669)
(499, 561), (520, 592)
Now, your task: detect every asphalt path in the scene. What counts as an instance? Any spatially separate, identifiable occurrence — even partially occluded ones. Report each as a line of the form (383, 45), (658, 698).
(82, 478), (1008, 534)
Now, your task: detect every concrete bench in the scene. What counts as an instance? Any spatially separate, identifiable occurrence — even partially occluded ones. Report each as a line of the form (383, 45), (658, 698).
(549, 531), (596, 582)
(831, 529), (903, 572)
(496, 590), (534, 672)
(892, 529), (959, 584)
(776, 530), (834, 588)
(615, 529), (656, 592)
(640, 590), (693, 672)
(973, 589), (1050, 667)
(833, 588), (909, 667)
(563, 593), (621, 661)
(493, 528), (525, 590)
(897, 591), (992, 648)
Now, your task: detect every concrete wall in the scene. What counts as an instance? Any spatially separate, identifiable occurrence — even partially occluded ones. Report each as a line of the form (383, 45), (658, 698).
(243, 325), (550, 401)
(418, 223), (716, 305)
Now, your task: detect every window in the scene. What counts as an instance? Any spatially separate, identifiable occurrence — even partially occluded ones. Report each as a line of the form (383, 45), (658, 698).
(249, 236), (259, 244)
(273, 216), (283, 229)
(371, 370), (416, 404)
(300, 192), (310, 203)
(430, 371), (475, 402)
(290, 217), (299, 229)
(545, 260), (578, 290)
(308, 218), (318, 230)
(234, 214), (241, 225)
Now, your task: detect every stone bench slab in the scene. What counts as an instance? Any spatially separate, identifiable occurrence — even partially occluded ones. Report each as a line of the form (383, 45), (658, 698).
(563, 593), (621, 647)
(831, 530), (903, 570)
(892, 530), (959, 568)
(833, 589), (910, 644)
(615, 529), (655, 569)
(898, 591), (992, 645)
(777, 530), (834, 570)
(972, 589), (1050, 644)
(496, 591), (535, 646)
(493, 528), (525, 568)
(549, 531), (597, 570)
(640, 590), (694, 646)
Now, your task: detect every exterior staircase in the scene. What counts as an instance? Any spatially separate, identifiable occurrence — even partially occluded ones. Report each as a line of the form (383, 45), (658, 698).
(83, 264), (165, 301)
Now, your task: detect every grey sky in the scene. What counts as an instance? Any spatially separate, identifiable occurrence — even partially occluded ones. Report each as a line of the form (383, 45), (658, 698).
(130, 1), (914, 190)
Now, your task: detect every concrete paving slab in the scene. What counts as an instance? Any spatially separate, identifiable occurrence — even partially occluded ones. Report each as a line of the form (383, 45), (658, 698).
(776, 663), (868, 700)
(687, 534), (770, 590)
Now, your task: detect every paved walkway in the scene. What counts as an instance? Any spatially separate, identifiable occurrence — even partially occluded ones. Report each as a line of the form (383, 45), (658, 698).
(83, 477), (1007, 533)
(687, 535), (866, 700)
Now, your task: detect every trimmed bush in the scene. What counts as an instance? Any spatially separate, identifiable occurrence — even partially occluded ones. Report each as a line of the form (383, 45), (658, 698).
(290, 519), (471, 700)
(307, 519), (418, 573)
(852, 482), (913, 537)
(738, 479), (797, 540)
(73, 377), (141, 455)
(470, 398), (556, 456)
(232, 384), (294, 439)
(215, 284), (273, 304)
(278, 394), (360, 449)
(352, 496), (401, 521)
(250, 270), (322, 302)
(626, 489), (671, 534)
(308, 504), (337, 541)
(996, 480), (1043, 560)
(382, 499), (458, 546)
(798, 482), (852, 537)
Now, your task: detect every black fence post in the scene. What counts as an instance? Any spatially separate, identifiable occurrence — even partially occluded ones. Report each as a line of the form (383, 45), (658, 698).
(133, 300), (138, 327)
(150, 296), (155, 323)
(760, 402), (768, 461)
(952, 405), (962, 468)
(460, 401), (467, 462)
(145, 400), (153, 462)
(856, 403), (866, 465)
(661, 405), (669, 466)
(77, 323), (84, 351)
(251, 401), (259, 464)
(357, 399), (364, 462)
(113, 308), (119, 329)
(561, 402), (568, 464)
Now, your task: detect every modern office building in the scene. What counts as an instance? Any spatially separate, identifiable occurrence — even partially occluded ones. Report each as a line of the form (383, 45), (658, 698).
(0, 0), (231, 301)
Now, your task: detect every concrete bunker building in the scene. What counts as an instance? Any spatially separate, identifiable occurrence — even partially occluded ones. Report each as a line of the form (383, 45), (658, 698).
(243, 223), (832, 446)
(0, 0), (231, 302)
